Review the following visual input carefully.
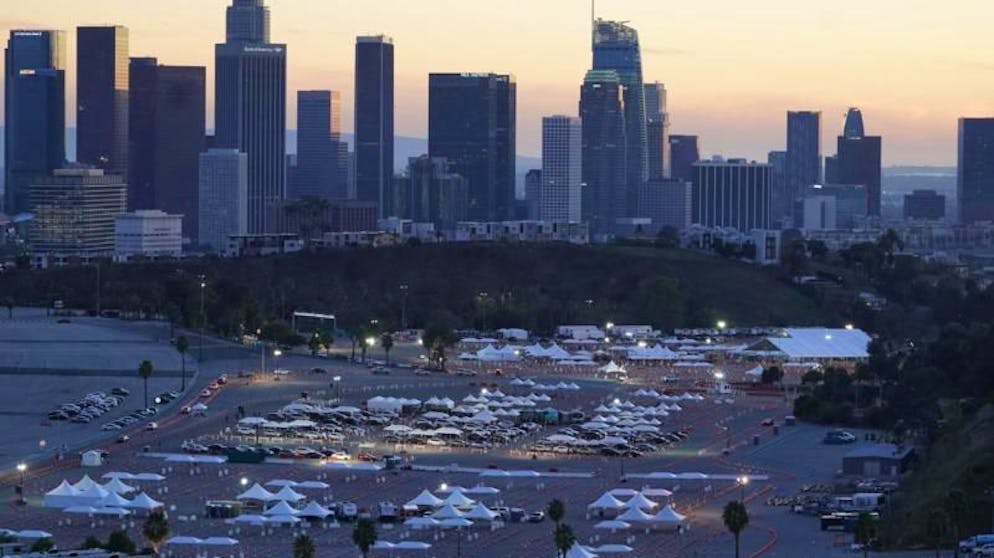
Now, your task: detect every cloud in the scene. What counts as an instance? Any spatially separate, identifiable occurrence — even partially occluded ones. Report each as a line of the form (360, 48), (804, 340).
(642, 46), (693, 57)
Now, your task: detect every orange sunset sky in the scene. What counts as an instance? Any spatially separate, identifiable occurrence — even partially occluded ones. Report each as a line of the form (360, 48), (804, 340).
(3, 0), (993, 165)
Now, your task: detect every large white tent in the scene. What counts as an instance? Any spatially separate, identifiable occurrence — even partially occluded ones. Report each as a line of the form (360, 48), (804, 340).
(406, 490), (444, 508)
(237, 483), (278, 502)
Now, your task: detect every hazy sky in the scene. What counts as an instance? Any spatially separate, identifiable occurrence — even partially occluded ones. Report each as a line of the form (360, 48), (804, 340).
(3, 0), (993, 165)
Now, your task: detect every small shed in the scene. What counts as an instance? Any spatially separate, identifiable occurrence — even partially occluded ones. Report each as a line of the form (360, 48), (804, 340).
(842, 444), (915, 477)
(81, 450), (104, 467)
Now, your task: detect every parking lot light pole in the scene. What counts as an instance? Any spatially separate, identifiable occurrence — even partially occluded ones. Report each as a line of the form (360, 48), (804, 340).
(199, 279), (206, 361)
(737, 475), (749, 503)
(16, 462), (26, 504)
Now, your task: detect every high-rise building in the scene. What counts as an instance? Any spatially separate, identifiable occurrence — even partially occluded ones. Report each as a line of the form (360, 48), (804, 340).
(637, 179), (691, 233)
(524, 169), (542, 220)
(692, 159), (773, 231)
(541, 115), (583, 222)
(843, 108), (865, 139)
(837, 108), (882, 216)
(784, 111), (821, 223)
(669, 135), (699, 183)
(29, 168), (127, 256)
(392, 156), (468, 232)
(903, 189), (946, 221)
(77, 26), (129, 177)
(428, 73), (516, 221)
(957, 118), (994, 224)
(294, 90), (343, 200)
(767, 150), (788, 227)
(198, 148), (248, 251)
(4, 30), (66, 214)
(127, 58), (205, 240)
(801, 195), (837, 231)
(355, 35), (394, 215)
(593, 19), (647, 198)
(824, 154), (839, 184)
(215, 0), (286, 233)
(644, 82), (670, 180)
(580, 70), (627, 236)
(807, 183), (868, 229)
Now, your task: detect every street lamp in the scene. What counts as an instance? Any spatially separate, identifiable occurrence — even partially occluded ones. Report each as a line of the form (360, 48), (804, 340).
(400, 284), (409, 331)
(272, 349), (282, 375)
(240, 477), (249, 487)
(16, 462), (26, 504)
(605, 321), (614, 331)
(844, 323), (854, 330)
(199, 279), (206, 361)
(257, 328), (266, 375)
(365, 337), (376, 347)
(716, 320), (727, 330)
(737, 475), (750, 502)
(332, 375), (342, 400)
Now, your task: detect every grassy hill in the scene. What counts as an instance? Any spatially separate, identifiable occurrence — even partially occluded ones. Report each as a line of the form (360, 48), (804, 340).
(0, 243), (833, 335)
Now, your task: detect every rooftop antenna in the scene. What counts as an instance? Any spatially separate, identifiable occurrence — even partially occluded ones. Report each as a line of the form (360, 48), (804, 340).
(591, 0), (596, 44)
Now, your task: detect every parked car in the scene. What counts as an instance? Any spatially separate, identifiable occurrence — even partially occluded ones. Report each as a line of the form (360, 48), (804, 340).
(824, 430), (857, 445)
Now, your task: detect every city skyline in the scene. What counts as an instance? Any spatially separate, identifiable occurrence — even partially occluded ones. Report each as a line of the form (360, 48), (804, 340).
(0, 0), (992, 165)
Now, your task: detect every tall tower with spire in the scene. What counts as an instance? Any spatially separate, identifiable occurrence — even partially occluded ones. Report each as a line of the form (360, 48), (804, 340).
(214, 0), (286, 233)
(843, 107), (865, 139)
(592, 17), (647, 217)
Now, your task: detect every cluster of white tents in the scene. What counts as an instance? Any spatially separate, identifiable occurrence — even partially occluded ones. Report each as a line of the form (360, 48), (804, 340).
(164, 536), (239, 547)
(367, 396), (423, 414)
(565, 542), (637, 558)
(231, 481), (338, 525)
(508, 378), (581, 391)
(630, 390), (706, 403)
(402, 487), (502, 530)
(459, 343), (598, 366)
(587, 489), (688, 530)
(44, 475), (164, 516)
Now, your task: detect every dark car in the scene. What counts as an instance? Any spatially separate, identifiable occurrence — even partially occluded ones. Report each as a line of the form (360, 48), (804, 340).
(311, 367), (328, 374)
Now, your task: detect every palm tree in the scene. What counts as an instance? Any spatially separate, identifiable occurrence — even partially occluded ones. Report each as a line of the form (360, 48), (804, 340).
(723, 500), (749, 558)
(138, 360), (154, 410)
(352, 517), (377, 558)
(163, 302), (181, 338)
(308, 334), (321, 357)
(292, 534), (315, 558)
(547, 499), (566, 528)
(142, 510), (169, 556)
(854, 511), (876, 558)
(175, 335), (189, 391)
(554, 523), (576, 558)
(380, 333), (394, 365)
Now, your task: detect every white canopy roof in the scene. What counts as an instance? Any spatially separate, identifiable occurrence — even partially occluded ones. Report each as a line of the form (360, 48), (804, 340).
(264, 500), (300, 516)
(72, 475), (100, 492)
(593, 520), (631, 531)
(430, 503), (465, 519)
(297, 501), (333, 518)
(761, 327), (871, 359)
(566, 543), (599, 558)
(588, 493), (626, 510)
(97, 492), (131, 508)
(46, 480), (79, 497)
(653, 504), (687, 525)
(273, 486), (306, 502)
(126, 492), (164, 510)
(406, 489), (444, 508)
(464, 503), (499, 521)
(616, 506), (655, 522)
(102, 478), (137, 494)
(404, 517), (440, 529)
(237, 483), (278, 502)
(624, 493), (659, 510)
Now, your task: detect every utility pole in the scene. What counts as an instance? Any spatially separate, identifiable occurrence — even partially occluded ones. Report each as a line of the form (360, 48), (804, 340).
(400, 284), (409, 331)
(199, 277), (206, 361)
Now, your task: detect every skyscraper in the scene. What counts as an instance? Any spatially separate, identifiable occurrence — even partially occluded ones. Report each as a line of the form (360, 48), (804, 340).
(784, 111), (821, 223)
(128, 57), (205, 240)
(4, 30), (65, 214)
(198, 148), (248, 251)
(30, 168), (127, 256)
(644, 82), (670, 180)
(669, 135), (699, 183)
(580, 70), (627, 236)
(593, 19), (647, 200)
(294, 90), (341, 200)
(393, 156), (468, 232)
(355, 35), (394, 216)
(525, 169), (542, 220)
(215, 0), (286, 233)
(837, 108), (882, 216)
(957, 118), (994, 224)
(767, 150), (788, 226)
(692, 159), (773, 231)
(541, 116), (583, 222)
(428, 73), (516, 221)
(77, 26), (129, 177)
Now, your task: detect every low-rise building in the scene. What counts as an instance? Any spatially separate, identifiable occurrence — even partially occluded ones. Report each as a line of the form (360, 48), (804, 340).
(842, 444), (915, 478)
(114, 210), (183, 261)
(224, 233), (304, 258)
(453, 220), (589, 244)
